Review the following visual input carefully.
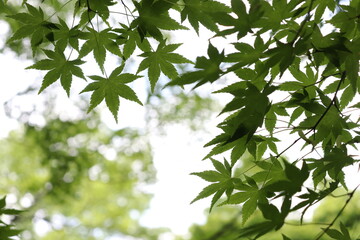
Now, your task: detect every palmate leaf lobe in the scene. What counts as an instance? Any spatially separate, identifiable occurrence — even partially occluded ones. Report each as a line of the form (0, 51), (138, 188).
(8, 3), (59, 52)
(26, 49), (85, 96)
(137, 41), (192, 91)
(167, 43), (224, 88)
(132, 0), (187, 41)
(81, 66), (142, 122)
(180, 0), (231, 33)
(79, 27), (123, 72)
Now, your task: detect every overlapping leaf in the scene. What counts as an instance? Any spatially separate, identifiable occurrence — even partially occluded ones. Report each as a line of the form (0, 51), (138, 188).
(132, 0), (187, 41)
(75, 0), (116, 21)
(180, 0), (231, 33)
(167, 43), (224, 88)
(8, 3), (59, 52)
(79, 27), (123, 72)
(215, 0), (254, 39)
(4, 0), (360, 238)
(54, 18), (84, 52)
(114, 24), (151, 59)
(204, 83), (271, 159)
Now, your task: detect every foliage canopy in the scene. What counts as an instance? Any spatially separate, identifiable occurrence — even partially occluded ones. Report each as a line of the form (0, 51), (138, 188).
(1, 0), (360, 239)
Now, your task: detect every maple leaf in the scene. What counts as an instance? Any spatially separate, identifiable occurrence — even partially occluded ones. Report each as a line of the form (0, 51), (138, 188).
(167, 43), (224, 88)
(81, 66), (142, 122)
(180, 0), (231, 33)
(53, 17), (84, 52)
(214, 0), (255, 39)
(79, 27), (123, 72)
(137, 41), (192, 92)
(7, 3), (59, 52)
(26, 49), (85, 96)
(76, 0), (116, 21)
(113, 24), (152, 59)
(132, 0), (187, 41)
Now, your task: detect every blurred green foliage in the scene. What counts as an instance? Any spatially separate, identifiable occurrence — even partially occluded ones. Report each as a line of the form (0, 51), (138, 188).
(0, 112), (163, 239)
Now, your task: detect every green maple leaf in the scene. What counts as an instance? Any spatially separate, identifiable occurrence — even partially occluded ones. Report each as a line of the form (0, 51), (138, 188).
(76, 0), (116, 21)
(241, 176), (262, 224)
(324, 223), (351, 240)
(180, 0), (231, 33)
(215, 0), (252, 39)
(79, 27), (123, 72)
(114, 24), (152, 59)
(132, 0), (187, 41)
(190, 179), (233, 211)
(191, 158), (233, 212)
(26, 49), (85, 96)
(221, 176), (263, 224)
(221, 84), (270, 144)
(263, 41), (295, 76)
(8, 3), (59, 52)
(54, 18), (84, 52)
(167, 43), (224, 88)
(137, 41), (192, 92)
(81, 66), (142, 122)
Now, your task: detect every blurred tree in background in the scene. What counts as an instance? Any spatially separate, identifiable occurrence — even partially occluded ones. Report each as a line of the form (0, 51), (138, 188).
(0, 98), (161, 239)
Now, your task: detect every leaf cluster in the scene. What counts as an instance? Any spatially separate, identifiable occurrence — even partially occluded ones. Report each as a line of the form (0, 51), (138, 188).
(3, 0), (360, 239)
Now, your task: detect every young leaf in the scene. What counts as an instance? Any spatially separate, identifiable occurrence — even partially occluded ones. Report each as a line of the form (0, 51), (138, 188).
(8, 3), (59, 52)
(132, 0), (187, 41)
(54, 18), (83, 52)
(27, 49), (85, 96)
(79, 28), (123, 72)
(137, 41), (192, 91)
(180, 0), (231, 33)
(167, 43), (224, 88)
(81, 67), (142, 122)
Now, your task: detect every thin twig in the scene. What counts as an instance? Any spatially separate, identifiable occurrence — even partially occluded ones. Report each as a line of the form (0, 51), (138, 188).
(312, 72), (345, 130)
(46, 0), (74, 21)
(290, 0), (316, 46)
(314, 185), (359, 240)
